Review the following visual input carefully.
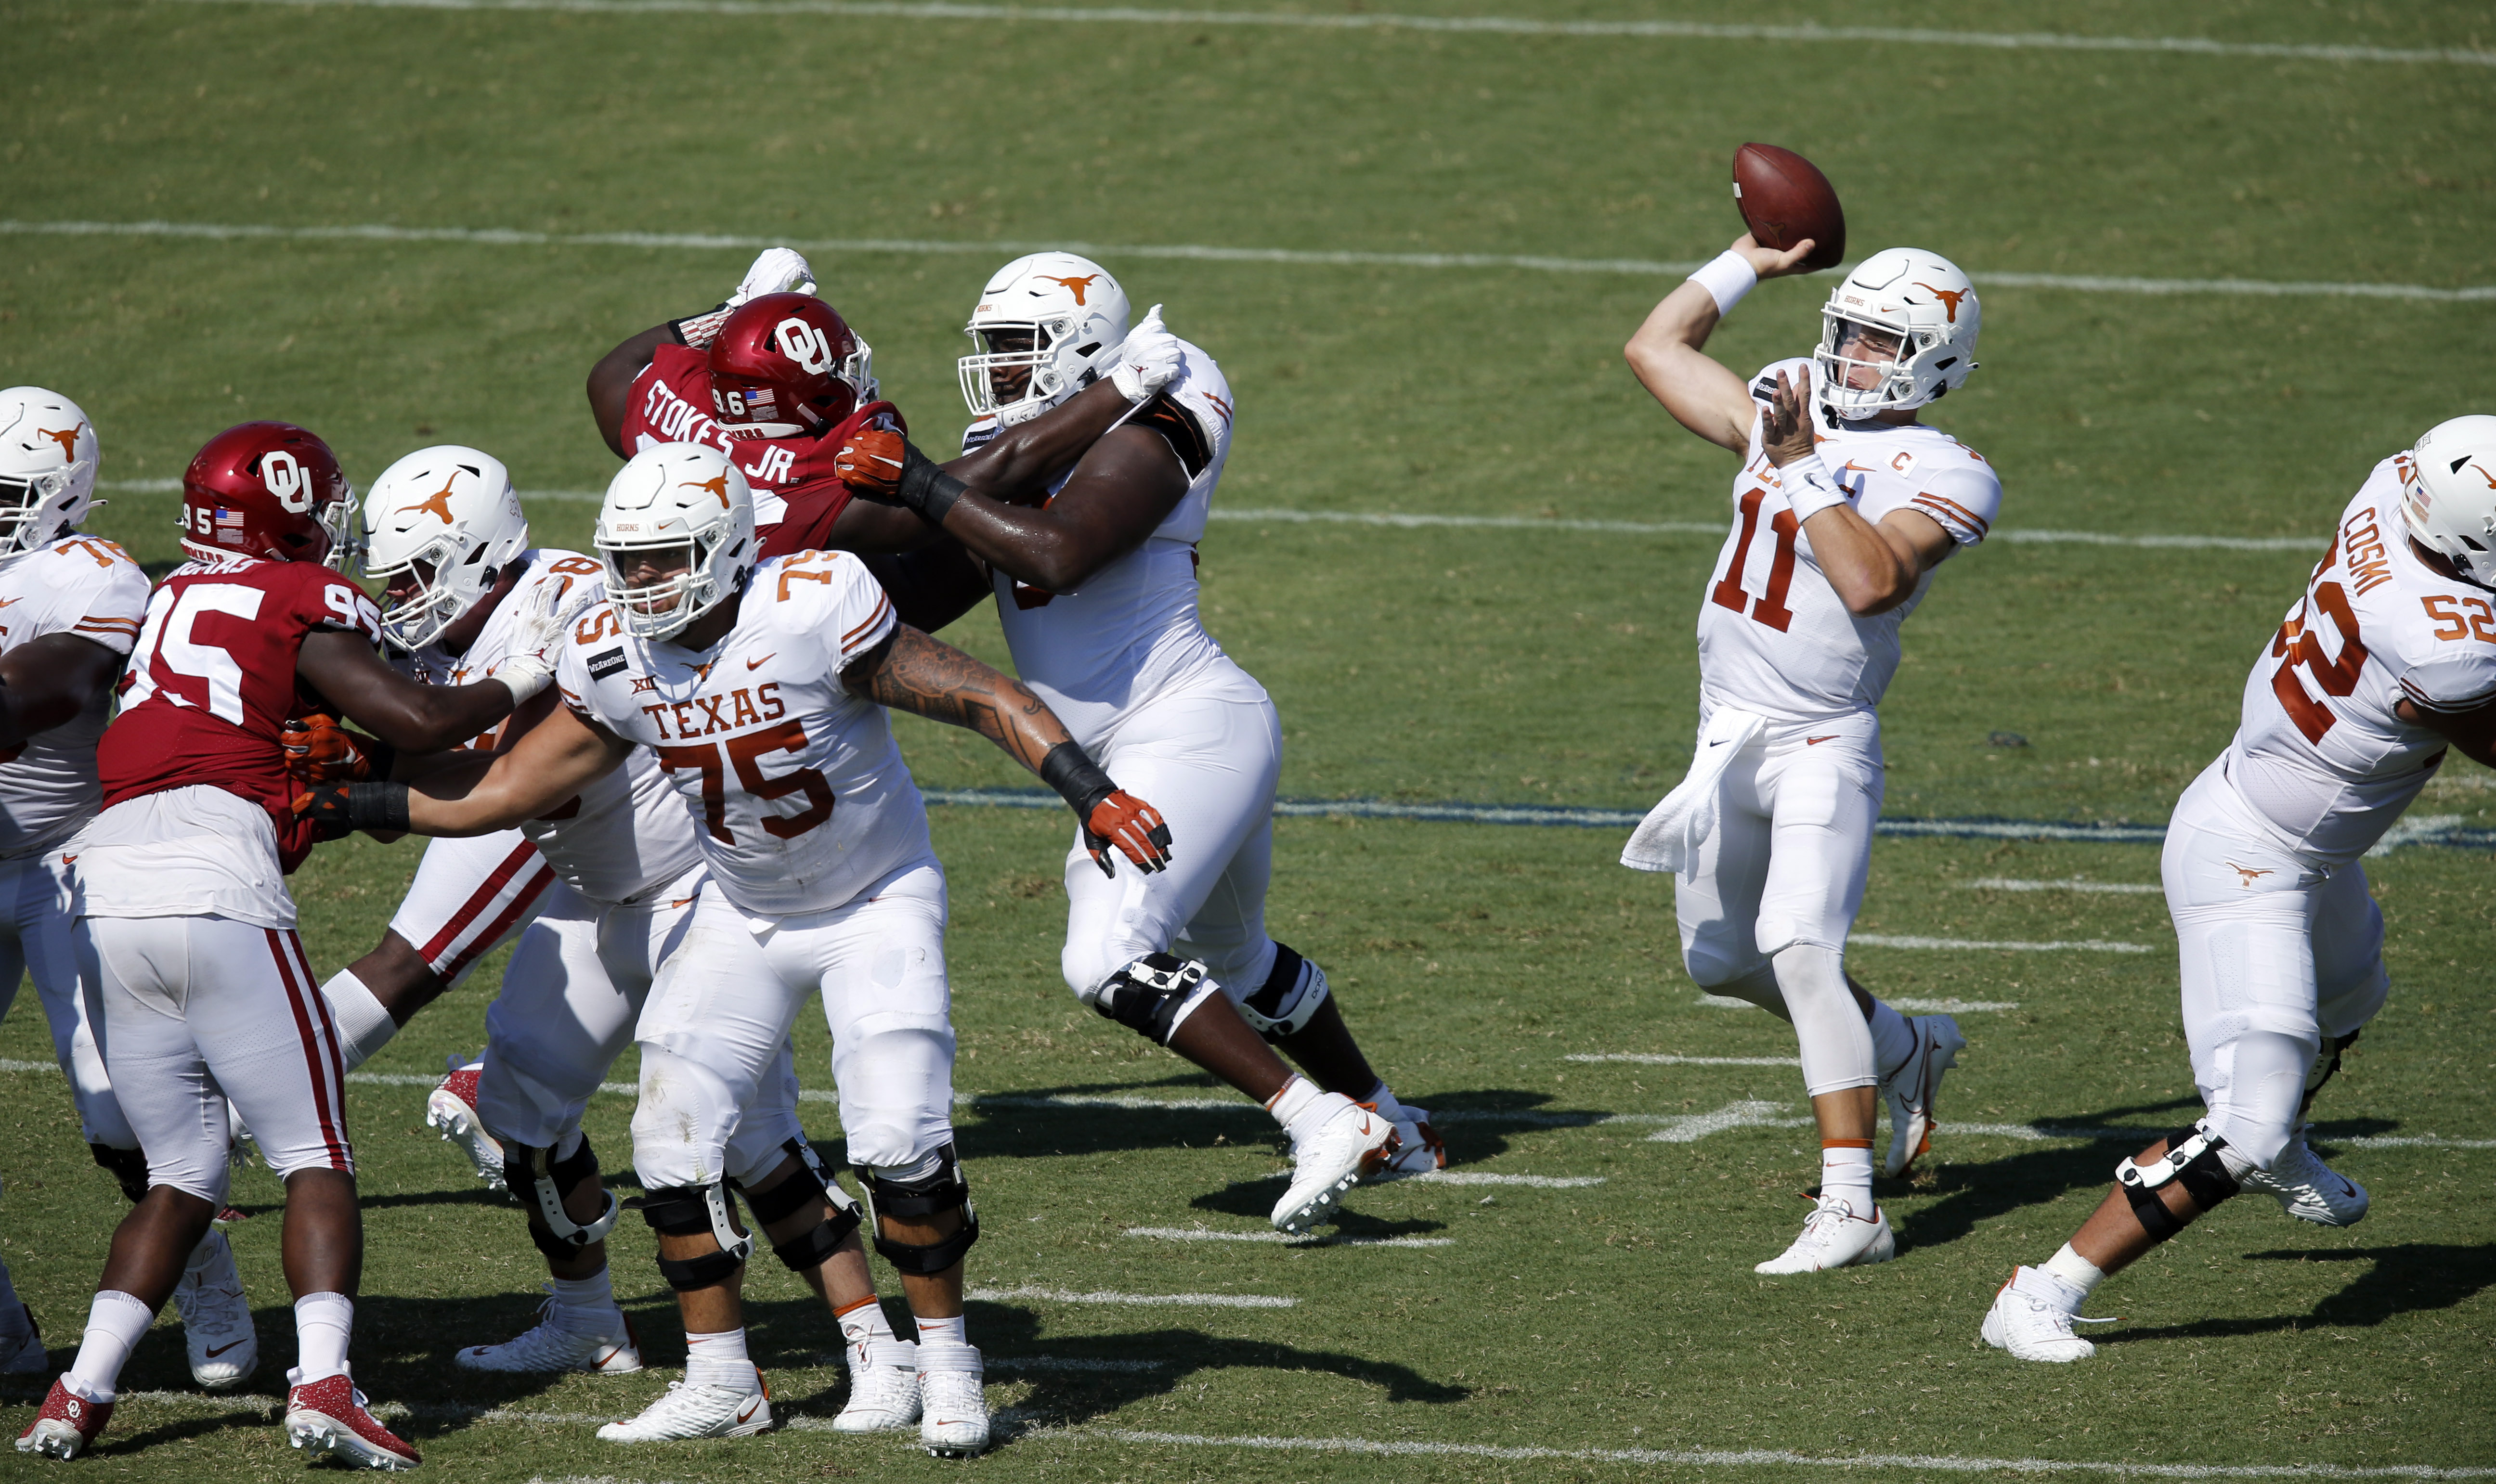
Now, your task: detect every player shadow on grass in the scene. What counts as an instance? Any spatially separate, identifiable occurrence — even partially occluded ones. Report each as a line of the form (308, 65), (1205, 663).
(2100, 1243), (2496, 1345)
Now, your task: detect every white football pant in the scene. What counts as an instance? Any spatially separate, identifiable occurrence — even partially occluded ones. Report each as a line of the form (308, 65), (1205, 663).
(386, 828), (557, 984)
(1060, 660), (1290, 1007)
(1673, 710), (1885, 1096)
(0, 852), (133, 1148)
(2163, 761), (2389, 1171)
(86, 913), (352, 1203)
(631, 859), (954, 1188)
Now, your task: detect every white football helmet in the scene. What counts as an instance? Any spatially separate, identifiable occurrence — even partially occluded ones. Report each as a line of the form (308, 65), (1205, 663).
(596, 442), (756, 642)
(1814, 248), (1980, 422)
(0, 386), (100, 558)
(958, 252), (1131, 426)
(363, 446), (531, 652)
(2399, 414), (2496, 590)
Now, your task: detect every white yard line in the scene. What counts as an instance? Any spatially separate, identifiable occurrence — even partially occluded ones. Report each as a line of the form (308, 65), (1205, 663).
(969, 1285), (1297, 1309)
(1888, 998), (2023, 1013)
(1567, 1053), (1800, 1067)
(143, 0), (2496, 70)
(1967, 877), (2163, 894)
(1405, 1171), (1605, 1188)
(1125, 1226), (1453, 1248)
(15, 218), (2489, 305)
(1643, 1101), (1811, 1143)
(1852, 933), (2154, 954)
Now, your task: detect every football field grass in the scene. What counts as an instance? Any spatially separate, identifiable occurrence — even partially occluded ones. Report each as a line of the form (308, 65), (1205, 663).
(3, 0), (2494, 1476)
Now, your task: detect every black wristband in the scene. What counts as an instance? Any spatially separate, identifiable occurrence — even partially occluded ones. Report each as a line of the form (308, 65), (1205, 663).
(896, 443), (967, 527)
(347, 781), (412, 832)
(1039, 741), (1116, 820)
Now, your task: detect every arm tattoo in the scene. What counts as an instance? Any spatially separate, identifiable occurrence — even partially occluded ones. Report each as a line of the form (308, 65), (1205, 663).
(860, 626), (1068, 774)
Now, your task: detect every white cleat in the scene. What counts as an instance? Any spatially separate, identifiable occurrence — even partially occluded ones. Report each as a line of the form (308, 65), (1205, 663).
(0, 1303), (44, 1375)
(1364, 1104), (1447, 1184)
(2238, 1125), (2369, 1227)
(1753, 1194), (1896, 1275)
(916, 1341), (989, 1458)
(596, 1374), (773, 1441)
(1981, 1266), (2104, 1363)
(425, 1059), (505, 1190)
(1881, 1014), (1965, 1178)
(1273, 1096), (1399, 1233)
(834, 1336), (921, 1432)
(173, 1228), (256, 1390)
(454, 1291), (641, 1374)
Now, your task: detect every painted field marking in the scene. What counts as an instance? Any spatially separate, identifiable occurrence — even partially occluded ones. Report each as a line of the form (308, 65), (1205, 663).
(1852, 933), (2154, 954)
(16, 218), (2492, 304)
(1644, 1101), (1810, 1143)
(1125, 1225), (1453, 1248)
(992, 1355), (1176, 1373)
(1889, 998), (2022, 1013)
(969, 1284), (1297, 1309)
(1567, 1053), (1800, 1068)
(1967, 877), (2163, 894)
(146, 0), (2496, 70)
(1405, 1171), (1604, 1188)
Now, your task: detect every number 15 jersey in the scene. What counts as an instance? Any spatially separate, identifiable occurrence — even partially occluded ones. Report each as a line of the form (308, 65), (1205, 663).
(555, 549), (931, 917)
(1695, 357), (2002, 723)
(2222, 459), (2496, 867)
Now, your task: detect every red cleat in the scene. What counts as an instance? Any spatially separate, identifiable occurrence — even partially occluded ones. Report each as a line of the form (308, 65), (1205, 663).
(15, 1379), (112, 1459)
(284, 1373), (421, 1470)
(424, 1058), (503, 1189)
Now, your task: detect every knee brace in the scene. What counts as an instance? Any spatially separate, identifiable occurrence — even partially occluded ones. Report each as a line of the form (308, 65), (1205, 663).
(735, 1138), (865, 1274)
(504, 1134), (622, 1262)
(2115, 1122), (2242, 1241)
(91, 1142), (151, 1204)
(1234, 944), (1329, 1043)
(855, 1144), (980, 1276)
(1086, 953), (1220, 1047)
(631, 1181), (752, 1291)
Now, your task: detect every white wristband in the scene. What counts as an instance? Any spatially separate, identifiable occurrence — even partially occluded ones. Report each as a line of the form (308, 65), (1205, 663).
(1689, 250), (1758, 317)
(1780, 462), (1849, 522)
(494, 661), (554, 705)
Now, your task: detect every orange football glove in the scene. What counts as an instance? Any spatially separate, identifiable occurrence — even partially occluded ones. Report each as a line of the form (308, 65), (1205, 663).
(832, 426), (908, 501)
(1083, 790), (1174, 878)
(282, 714), (394, 784)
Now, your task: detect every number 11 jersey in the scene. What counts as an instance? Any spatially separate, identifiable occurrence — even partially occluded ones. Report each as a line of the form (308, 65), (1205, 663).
(1694, 357), (2002, 723)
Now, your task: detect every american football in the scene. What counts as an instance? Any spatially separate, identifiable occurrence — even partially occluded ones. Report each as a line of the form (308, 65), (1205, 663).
(1732, 142), (1846, 271)
(1, 2), (2491, 1479)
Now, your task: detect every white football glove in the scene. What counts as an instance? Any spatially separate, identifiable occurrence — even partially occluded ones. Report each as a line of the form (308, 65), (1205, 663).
(728, 246), (819, 308)
(492, 572), (601, 704)
(1109, 304), (1184, 402)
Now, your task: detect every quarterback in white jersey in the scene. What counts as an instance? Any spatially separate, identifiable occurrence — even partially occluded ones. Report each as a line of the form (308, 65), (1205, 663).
(1984, 416), (2496, 1364)
(0, 387), (256, 1389)
(829, 257), (1429, 1237)
(302, 442), (1175, 1457)
(1625, 237), (2000, 1274)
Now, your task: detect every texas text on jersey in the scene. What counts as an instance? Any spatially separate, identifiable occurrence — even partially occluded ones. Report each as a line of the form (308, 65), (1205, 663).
(1696, 356), (2002, 723)
(2221, 460), (2496, 866)
(622, 344), (905, 556)
(554, 546), (929, 916)
(101, 551), (386, 875)
(962, 339), (1240, 747)
(0, 535), (149, 856)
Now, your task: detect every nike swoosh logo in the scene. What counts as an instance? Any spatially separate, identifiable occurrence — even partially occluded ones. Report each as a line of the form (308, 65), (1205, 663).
(204, 1340), (250, 1358)
(735, 1396), (763, 1422)
(746, 654), (775, 670)
(0, 598), (20, 608)
(1806, 736), (1839, 746)
(1708, 738), (1731, 747)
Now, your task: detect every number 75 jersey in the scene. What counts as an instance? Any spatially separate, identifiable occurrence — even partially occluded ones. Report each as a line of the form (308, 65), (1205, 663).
(555, 549), (933, 917)
(2224, 460), (2496, 865)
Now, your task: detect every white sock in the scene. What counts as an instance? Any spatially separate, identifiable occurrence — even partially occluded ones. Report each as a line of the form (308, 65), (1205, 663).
(2041, 1242), (2106, 1299)
(1865, 997), (1915, 1079)
(1265, 1075), (1337, 1144)
(684, 1327), (757, 1392)
(320, 970), (398, 1072)
(1362, 1080), (1408, 1121)
(836, 1295), (895, 1368)
(547, 1270), (616, 1332)
(914, 1314), (967, 1349)
(1820, 1141), (1875, 1219)
(294, 1292), (353, 1384)
(67, 1290), (156, 1402)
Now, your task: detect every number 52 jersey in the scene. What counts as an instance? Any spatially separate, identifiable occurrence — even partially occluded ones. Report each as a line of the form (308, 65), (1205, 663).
(2223, 457), (2496, 866)
(555, 548), (932, 917)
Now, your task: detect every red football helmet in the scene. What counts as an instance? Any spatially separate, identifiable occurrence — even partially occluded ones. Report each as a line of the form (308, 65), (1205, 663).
(180, 421), (359, 568)
(707, 292), (875, 439)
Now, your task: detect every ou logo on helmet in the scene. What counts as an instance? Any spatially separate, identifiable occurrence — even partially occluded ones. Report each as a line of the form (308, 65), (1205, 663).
(777, 318), (834, 376)
(262, 450), (314, 512)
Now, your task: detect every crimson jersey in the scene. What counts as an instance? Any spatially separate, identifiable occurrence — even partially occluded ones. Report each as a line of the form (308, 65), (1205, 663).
(621, 343), (904, 556)
(101, 552), (385, 871)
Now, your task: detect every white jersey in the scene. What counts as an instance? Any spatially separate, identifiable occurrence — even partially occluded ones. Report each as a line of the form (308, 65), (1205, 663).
(398, 549), (701, 906)
(556, 547), (931, 917)
(965, 340), (1247, 747)
(2216, 463), (2496, 867)
(0, 535), (149, 858)
(1695, 358), (2002, 723)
